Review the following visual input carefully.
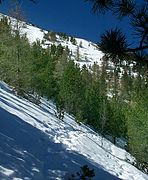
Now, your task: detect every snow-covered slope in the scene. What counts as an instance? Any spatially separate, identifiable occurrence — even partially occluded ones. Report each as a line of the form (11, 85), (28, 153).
(21, 21), (103, 67)
(0, 81), (148, 180)
(0, 12), (103, 68)
(22, 24), (104, 68)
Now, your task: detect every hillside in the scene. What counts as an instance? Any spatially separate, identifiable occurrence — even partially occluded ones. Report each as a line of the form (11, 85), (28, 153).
(0, 12), (104, 68)
(0, 81), (148, 180)
(0, 12), (148, 180)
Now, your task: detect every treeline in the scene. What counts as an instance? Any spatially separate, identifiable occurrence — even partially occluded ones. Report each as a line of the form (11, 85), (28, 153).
(0, 17), (147, 172)
(44, 30), (77, 45)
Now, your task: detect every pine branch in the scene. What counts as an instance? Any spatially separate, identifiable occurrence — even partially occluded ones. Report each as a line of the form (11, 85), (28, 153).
(139, 32), (148, 48)
(127, 45), (148, 52)
(85, 0), (114, 13)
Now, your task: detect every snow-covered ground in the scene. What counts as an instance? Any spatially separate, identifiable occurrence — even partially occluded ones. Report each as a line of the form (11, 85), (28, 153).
(22, 23), (104, 68)
(0, 81), (148, 180)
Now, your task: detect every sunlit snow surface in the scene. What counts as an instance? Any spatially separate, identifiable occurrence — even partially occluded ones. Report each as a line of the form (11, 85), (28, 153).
(0, 82), (148, 180)
(21, 23), (104, 68)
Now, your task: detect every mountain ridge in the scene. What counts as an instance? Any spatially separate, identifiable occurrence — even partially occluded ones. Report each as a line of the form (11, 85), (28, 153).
(0, 12), (104, 69)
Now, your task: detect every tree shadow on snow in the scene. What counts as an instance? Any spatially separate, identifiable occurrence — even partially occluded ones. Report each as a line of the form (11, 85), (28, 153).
(0, 107), (120, 180)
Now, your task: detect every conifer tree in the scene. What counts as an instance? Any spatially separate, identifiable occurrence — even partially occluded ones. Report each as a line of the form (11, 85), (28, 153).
(0, 16), (32, 93)
(31, 42), (56, 98)
(44, 31), (57, 42)
(86, 0), (148, 61)
(0, 17), (13, 82)
(58, 60), (84, 119)
(82, 63), (105, 131)
(125, 88), (148, 166)
(76, 45), (80, 61)
(106, 98), (127, 144)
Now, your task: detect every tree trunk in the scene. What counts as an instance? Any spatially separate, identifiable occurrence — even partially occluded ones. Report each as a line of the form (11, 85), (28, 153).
(113, 136), (116, 145)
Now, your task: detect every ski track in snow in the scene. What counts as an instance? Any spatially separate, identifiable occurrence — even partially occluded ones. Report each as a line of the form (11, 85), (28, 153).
(0, 81), (148, 180)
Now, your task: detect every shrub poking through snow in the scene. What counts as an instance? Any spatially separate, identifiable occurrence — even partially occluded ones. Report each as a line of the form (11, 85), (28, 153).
(68, 165), (95, 180)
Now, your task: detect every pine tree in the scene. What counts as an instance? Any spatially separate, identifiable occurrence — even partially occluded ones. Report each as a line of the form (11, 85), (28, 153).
(70, 36), (77, 45)
(44, 31), (57, 42)
(76, 45), (80, 61)
(125, 89), (148, 166)
(31, 42), (56, 98)
(6, 1), (32, 94)
(0, 17), (13, 82)
(53, 47), (69, 109)
(58, 60), (84, 119)
(106, 98), (127, 144)
(0, 16), (32, 93)
(86, 0), (148, 61)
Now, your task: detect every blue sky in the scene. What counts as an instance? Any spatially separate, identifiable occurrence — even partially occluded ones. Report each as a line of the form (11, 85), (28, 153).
(0, 0), (139, 44)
